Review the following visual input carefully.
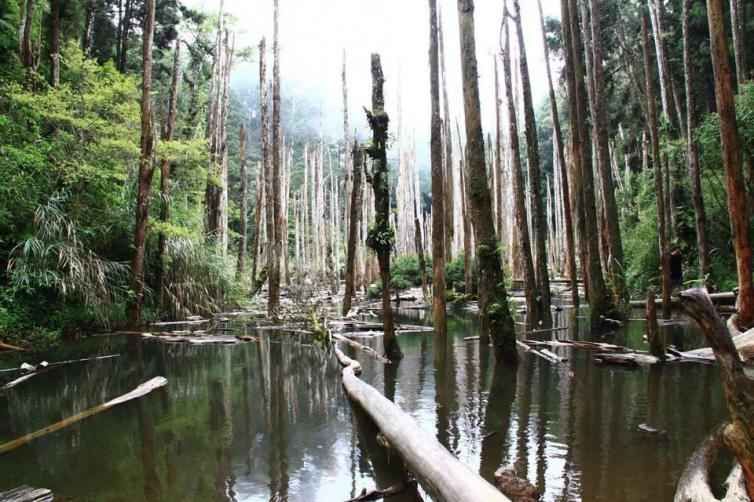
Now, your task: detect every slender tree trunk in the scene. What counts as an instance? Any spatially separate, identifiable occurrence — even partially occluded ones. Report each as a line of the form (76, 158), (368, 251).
(646, 290), (665, 359)
(364, 54), (401, 360)
(268, 0), (282, 314)
(260, 38), (274, 312)
(157, 41), (180, 308)
(251, 159), (265, 283)
(117, 0), (131, 72)
(494, 58), (505, 238)
(437, 11), (454, 263)
(642, 6), (672, 319)
(82, 0), (95, 57)
(513, 0), (551, 325)
(730, 0), (748, 86)
(237, 123), (249, 279)
(683, 0), (711, 283)
(129, 0), (156, 325)
(537, 0), (578, 308)
(707, 0), (754, 328)
(457, 0), (517, 363)
(343, 146), (364, 316)
(502, 13), (540, 324)
(21, 0), (35, 70)
(18, 0), (25, 56)
(429, 0), (448, 338)
(49, 0), (60, 87)
(460, 158), (473, 297)
(584, 0), (626, 305)
(204, 4), (225, 246)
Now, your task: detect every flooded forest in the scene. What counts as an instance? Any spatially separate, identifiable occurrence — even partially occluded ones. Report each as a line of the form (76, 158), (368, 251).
(1, 0), (754, 500)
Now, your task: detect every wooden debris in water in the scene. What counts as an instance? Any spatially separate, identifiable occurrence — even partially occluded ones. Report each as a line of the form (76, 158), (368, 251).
(0, 486), (53, 502)
(638, 423), (667, 436)
(0, 377), (167, 455)
(345, 476), (419, 502)
(2, 354), (120, 391)
(494, 468), (540, 502)
(332, 333), (390, 364)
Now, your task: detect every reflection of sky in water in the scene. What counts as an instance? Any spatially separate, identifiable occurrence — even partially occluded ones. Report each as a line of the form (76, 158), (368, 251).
(0, 300), (730, 501)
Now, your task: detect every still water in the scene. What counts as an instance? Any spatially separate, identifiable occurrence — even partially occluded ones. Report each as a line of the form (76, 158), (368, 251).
(0, 304), (729, 501)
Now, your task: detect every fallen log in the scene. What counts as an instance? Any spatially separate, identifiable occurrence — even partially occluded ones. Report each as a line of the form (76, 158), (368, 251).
(345, 477), (419, 502)
(2, 354), (120, 391)
(0, 377), (167, 455)
(630, 291), (737, 308)
(518, 326), (569, 337)
(332, 333), (390, 364)
(335, 352), (507, 501)
(516, 340), (565, 364)
(0, 486), (53, 502)
(0, 342), (24, 352)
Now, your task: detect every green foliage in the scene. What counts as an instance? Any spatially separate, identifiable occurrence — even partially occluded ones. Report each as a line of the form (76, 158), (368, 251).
(366, 222), (394, 253)
(391, 254), (430, 288)
(445, 252), (477, 292)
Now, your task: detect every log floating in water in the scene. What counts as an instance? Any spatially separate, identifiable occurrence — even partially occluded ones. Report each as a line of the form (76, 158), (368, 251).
(629, 291), (737, 308)
(516, 340), (566, 364)
(335, 352), (507, 500)
(2, 354), (120, 391)
(0, 377), (167, 455)
(332, 333), (390, 364)
(0, 486), (53, 502)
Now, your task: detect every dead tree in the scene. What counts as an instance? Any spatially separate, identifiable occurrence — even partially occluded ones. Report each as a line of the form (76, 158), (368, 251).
(157, 40), (180, 308)
(501, 14), (540, 324)
(429, 0), (448, 336)
(646, 290), (665, 360)
(642, 6), (672, 319)
(706, 0), (754, 329)
(458, 0), (517, 363)
(681, 289), (754, 499)
(438, 10), (454, 262)
(268, 0), (282, 314)
(129, 0), (156, 325)
(237, 123), (249, 278)
(343, 145), (364, 316)
(364, 54), (401, 360)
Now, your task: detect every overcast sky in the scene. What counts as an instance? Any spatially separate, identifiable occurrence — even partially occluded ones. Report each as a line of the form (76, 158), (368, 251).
(185, 0), (563, 145)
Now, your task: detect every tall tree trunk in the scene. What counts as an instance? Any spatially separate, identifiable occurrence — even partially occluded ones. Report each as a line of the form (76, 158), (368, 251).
(457, 0), (517, 363)
(251, 159), (265, 283)
(438, 10), (454, 262)
(584, 0), (626, 305)
(642, 5), (672, 319)
(364, 54), (401, 360)
(20, 0), (35, 70)
(707, 0), (754, 328)
(342, 145), (364, 316)
(261, 39), (274, 313)
(129, 0), (156, 325)
(49, 0), (60, 87)
(566, 0), (610, 328)
(512, 0), (551, 325)
(501, 13), (540, 324)
(204, 4), (225, 247)
(494, 58), (505, 238)
(268, 0), (282, 314)
(157, 40), (180, 309)
(117, 0), (131, 73)
(683, 0), (711, 283)
(730, 0), (748, 87)
(429, 0), (448, 338)
(237, 123), (249, 279)
(82, 0), (95, 57)
(537, 0), (578, 308)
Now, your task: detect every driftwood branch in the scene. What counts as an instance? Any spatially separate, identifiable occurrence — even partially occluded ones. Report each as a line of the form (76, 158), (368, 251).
(0, 485), (53, 502)
(2, 354), (120, 391)
(0, 377), (167, 455)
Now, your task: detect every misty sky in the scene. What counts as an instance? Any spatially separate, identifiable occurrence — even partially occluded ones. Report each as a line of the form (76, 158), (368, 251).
(185, 0), (563, 148)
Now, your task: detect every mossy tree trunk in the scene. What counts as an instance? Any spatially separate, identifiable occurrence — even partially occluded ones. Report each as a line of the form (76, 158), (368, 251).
(457, 0), (517, 363)
(237, 123), (249, 279)
(364, 54), (401, 360)
(268, 0), (282, 315)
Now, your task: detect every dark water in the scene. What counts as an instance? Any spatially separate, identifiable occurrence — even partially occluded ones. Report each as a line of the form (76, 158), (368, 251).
(0, 304), (729, 501)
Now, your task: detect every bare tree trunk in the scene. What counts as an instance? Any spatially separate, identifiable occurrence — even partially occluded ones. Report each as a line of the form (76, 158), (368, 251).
(364, 54), (401, 360)
(204, 4), (225, 247)
(460, 159), (473, 297)
(129, 0), (156, 325)
(438, 10), (454, 263)
(707, 0), (754, 328)
(251, 159), (265, 283)
(681, 289), (754, 499)
(117, 0), (131, 72)
(429, 0), (447, 337)
(458, 0), (517, 363)
(501, 13), (540, 324)
(82, 0), (95, 57)
(683, 0), (711, 283)
(730, 0), (748, 87)
(512, 0), (551, 325)
(268, 0), (282, 314)
(49, 0), (60, 87)
(20, 0), (35, 70)
(642, 5), (672, 319)
(343, 146), (364, 316)
(237, 123), (249, 279)
(260, 39), (273, 310)
(646, 290), (665, 360)
(157, 41), (180, 308)
(537, 0), (578, 308)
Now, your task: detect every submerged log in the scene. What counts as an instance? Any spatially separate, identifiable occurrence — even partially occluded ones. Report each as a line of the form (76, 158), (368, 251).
(494, 469), (540, 502)
(335, 353), (507, 500)
(0, 377), (167, 455)
(332, 333), (390, 364)
(0, 486), (53, 502)
(680, 289), (754, 499)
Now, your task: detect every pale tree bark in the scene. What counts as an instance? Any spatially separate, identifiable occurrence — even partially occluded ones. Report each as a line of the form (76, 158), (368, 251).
(260, 39), (274, 311)
(730, 0), (748, 87)
(268, 0), (282, 314)
(642, 5), (672, 319)
(237, 123), (249, 278)
(82, 0), (95, 57)
(438, 10), (454, 262)
(501, 13), (541, 324)
(707, 0), (754, 328)
(204, 4), (225, 246)
(583, 0), (626, 305)
(49, 0), (60, 87)
(129, 0), (156, 325)
(342, 145), (364, 316)
(117, 0), (131, 72)
(20, 0), (35, 70)
(458, 0), (517, 363)
(494, 58), (504, 237)
(157, 40), (180, 308)
(512, 0), (551, 325)
(429, 0), (448, 337)
(364, 54), (401, 360)
(537, 0), (578, 308)
(251, 159), (265, 283)
(682, 0), (710, 283)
